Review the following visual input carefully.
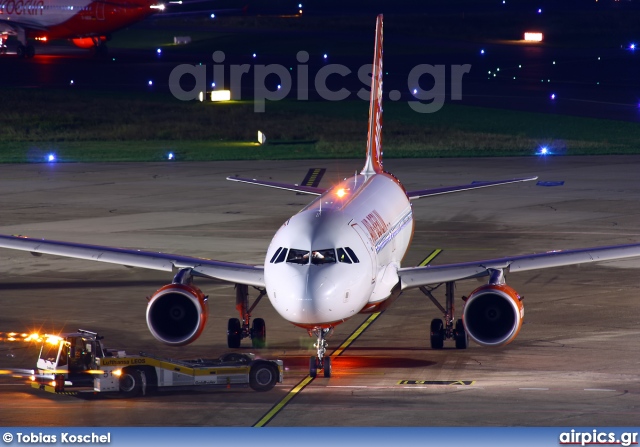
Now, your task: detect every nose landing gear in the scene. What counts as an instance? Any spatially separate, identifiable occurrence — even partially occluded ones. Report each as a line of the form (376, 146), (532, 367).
(309, 327), (333, 378)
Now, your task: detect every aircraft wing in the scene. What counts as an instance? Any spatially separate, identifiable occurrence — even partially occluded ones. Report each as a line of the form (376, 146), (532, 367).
(398, 243), (640, 289)
(227, 176), (326, 195)
(0, 234), (265, 287)
(406, 177), (538, 200)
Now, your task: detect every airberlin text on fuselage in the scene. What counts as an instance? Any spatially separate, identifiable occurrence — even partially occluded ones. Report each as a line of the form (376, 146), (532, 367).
(0, 0), (44, 16)
(361, 210), (389, 243)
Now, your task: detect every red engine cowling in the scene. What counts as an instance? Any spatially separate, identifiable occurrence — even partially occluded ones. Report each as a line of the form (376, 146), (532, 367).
(146, 283), (208, 346)
(71, 37), (107, 49)
(462, 283), (524, 347)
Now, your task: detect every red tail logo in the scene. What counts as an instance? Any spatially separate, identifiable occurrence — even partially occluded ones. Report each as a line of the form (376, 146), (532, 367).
(362, 14), (384, 175)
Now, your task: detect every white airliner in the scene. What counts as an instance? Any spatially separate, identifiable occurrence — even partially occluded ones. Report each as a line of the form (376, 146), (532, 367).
(3, 14), (640, 377)
(0, 0), (161, 57)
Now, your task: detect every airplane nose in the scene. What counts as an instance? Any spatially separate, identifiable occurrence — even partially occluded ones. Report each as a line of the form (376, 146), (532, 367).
(269, 267), (342, 325)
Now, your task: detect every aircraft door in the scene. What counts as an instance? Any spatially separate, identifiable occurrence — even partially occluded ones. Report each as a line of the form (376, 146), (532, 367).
(96, 2), (105, 20)
(351, 223), (376, 283)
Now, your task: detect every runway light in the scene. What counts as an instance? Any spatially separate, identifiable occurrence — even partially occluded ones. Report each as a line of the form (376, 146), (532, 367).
(47, 154), (56, 162)
(537, 146), (550, 156)
(69, 80), (74, 86)
(298, 3), (302, 7)
(167, 152), (174, 160)
(210, 13), (215, 18)
(252, 53), (257, 58)
(550, 93), (556, 100)
(630, 43), (636, 51)
(323, 53), (328, 59)
(156, 48), (162, 54)
(480, 49), (485, 54)
(148, 80), (153, 86)
(537, 8), (542, 13)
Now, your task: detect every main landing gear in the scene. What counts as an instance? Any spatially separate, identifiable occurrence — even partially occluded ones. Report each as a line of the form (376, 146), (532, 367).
(309, 327), (333, 378)
(421, 281), (469, 350)
(227, 284), (268, 349)
(16, 43), (35, 59)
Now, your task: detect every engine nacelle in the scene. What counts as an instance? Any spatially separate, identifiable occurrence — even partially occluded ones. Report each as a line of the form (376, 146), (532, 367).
(462, 283), (524, 347)
(146, 283), (208, 346)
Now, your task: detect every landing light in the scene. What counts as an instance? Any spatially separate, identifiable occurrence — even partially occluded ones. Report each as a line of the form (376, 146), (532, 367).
(336, 188), (347, 198)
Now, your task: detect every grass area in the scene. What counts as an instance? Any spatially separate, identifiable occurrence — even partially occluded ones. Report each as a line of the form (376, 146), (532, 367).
(1, 88), (639, 162)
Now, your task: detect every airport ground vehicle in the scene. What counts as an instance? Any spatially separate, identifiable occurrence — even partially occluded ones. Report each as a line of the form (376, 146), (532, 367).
(31, 329), (283, 396)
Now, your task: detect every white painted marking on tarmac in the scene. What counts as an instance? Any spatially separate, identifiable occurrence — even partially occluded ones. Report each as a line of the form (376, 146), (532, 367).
(519, 387), (549, 391)
(584, 388), (617, 392)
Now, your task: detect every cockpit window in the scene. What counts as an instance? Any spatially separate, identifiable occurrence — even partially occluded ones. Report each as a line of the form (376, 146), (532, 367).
(344, 247), (360, 263)
(311, 249), (336, 265)
(336, 248), (352, 264)
(287, 248), (310, 264)
(270, 247), (283, 263)
(270, 247), (288, 264)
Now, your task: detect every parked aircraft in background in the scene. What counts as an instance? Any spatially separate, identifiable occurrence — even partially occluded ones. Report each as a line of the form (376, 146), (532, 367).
(0, 0), (162, 57)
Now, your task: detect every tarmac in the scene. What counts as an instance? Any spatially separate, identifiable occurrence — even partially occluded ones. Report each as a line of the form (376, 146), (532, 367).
(1, 156), (640, 426)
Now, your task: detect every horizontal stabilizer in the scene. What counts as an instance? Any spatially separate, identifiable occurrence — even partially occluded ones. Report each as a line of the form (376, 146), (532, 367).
(227, 176), (326, 195)
(406, 177), (538, 200)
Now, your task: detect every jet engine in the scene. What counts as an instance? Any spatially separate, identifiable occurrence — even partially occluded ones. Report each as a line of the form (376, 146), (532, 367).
(146, 283), (208, 346)
(462, 283), (524, 347)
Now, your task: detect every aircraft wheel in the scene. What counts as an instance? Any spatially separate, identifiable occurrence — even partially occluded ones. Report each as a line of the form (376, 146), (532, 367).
(323, 357), (332, 378)
(227, 318), (242, 348)
(454, 319), (469, 349)
(26, 44), (35, 58)
(309, 356), (318, 378)
(430, 318), (445, 349)
(16, 44), (26, 59)
(249, 362), (277, 391)
(251, 318), (266, 349)
(119, 368), (143, 397)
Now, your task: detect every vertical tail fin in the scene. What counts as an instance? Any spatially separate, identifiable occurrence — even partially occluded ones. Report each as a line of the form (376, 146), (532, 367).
(361, 14), (384, 176)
